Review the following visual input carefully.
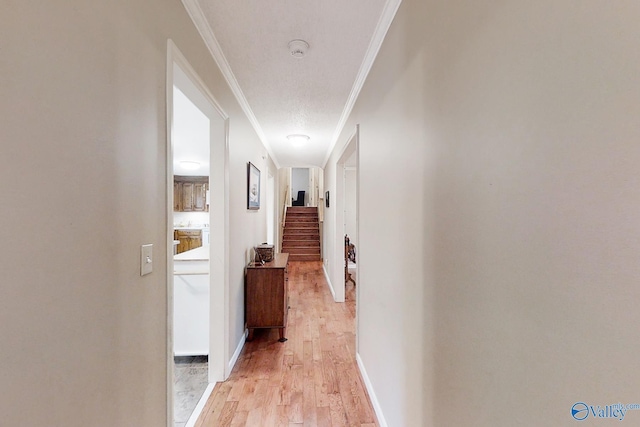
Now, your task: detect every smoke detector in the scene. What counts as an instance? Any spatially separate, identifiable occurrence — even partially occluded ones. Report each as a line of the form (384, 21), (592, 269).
(288, 40), (309, 58)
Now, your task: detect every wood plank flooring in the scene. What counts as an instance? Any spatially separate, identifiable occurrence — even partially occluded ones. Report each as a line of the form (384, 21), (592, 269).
(195, 261), (374, 427)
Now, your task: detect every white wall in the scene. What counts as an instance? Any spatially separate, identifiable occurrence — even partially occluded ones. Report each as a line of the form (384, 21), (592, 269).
(325, 0), (640, 426)
(0, 2), (272, 425)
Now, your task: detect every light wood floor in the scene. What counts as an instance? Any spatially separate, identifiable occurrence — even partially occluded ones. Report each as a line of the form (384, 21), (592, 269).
(195, 261), (376, 427)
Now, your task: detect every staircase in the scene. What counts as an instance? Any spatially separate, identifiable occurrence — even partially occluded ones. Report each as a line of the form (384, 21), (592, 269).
(282, 207), (321, 261)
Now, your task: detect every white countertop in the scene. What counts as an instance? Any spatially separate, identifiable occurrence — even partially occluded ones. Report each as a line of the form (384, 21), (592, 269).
(174, 245), (210, 261)
(173, 226), (210, 231)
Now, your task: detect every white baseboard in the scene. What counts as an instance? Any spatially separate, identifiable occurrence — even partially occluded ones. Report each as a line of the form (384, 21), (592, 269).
(228, 329), (246, 376)
(185, 382), (215, 427)
(322, 264), (337, 301)
(356, 353), (388, 427)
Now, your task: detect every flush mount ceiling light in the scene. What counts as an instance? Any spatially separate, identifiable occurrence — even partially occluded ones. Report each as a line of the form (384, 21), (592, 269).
(287, 134), (310, 147)
(180, 161), (200, 170)
(288, 39), (309, 58)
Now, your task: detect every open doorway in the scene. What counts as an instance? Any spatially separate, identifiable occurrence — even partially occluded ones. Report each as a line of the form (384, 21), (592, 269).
(291, 168), (310, 206)
(333, 127), (359, 311)
(167, 41), (229, 427)
(343, 161), (357, 308)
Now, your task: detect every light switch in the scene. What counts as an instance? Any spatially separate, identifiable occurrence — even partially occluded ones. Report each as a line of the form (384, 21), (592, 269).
(141, 244), (153, 276)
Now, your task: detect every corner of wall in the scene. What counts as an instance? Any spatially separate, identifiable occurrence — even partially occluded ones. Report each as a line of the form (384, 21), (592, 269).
(356, 353), (389, 427)
(322, 263), (337, 301)
(228, 329), (247, 377)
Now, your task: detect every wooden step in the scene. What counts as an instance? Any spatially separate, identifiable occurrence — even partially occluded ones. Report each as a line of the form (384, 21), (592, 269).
(283, 236), (320, 242)
(287, 207), (317, 213)
(284, 227), (319, 234)
(287, 209), (318, 216)
(282, 244), (320, 250)
(284, 221), (320, 230)
(282, 245), (320, 251)
(284, 229), (319, 234)
(282, 232), (320, 242)
(285, 219), (318, 224)
(283, 239), (320, 247)
(284, 227), (318, 232)
(286, 253), (322, 261)
(282, 248), (321, 255)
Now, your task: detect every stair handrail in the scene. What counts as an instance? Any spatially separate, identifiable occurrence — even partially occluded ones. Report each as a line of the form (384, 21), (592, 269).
(281, 185), (290, 248)
(282, 185), (291, 225)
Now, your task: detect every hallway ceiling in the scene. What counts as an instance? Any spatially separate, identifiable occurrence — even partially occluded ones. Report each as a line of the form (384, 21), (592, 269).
(183, 0), (400, 168)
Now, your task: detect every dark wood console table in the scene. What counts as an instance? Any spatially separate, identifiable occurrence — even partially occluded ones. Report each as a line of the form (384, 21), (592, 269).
(245, 253), (289, 342)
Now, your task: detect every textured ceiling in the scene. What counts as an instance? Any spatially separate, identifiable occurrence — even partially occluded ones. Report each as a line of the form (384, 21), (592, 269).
(191, 0), (391, 167)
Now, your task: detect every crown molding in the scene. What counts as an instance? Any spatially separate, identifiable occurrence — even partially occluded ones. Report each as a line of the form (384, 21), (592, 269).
(181, 0), (280, 169)
(322, 0), (403, 168)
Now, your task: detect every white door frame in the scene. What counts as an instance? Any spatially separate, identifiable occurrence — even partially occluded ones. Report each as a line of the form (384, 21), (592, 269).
(267, 172), (275, 245)
(166, 40), (230, 426)
(333, 126), (359, 305)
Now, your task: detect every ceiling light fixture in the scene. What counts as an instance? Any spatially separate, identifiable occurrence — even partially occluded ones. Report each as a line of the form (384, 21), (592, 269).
(180, 161), (200, 170)
(287, 134), (310, 147)
(288, 39), (309, 58)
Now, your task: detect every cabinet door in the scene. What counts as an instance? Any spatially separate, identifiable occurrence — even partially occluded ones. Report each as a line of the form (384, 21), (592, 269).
(175, 230), (202, 254)
(187, 235), (202, 251)
(246, 269), (285, 328)
(177, 238), (189, 254)
(173, 182), (182, 211)
(182, 182), (195, 211)
(193, 182), (207, 212)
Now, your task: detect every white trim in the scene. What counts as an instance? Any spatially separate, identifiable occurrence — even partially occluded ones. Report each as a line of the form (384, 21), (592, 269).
(185, 383), (215, 427)
(354, 124), (361, 354)
(322, 264), (337, 301)
(169, 40), (230, 383)
(229, 330), (247, 374)
(222, 117), (232, 379)
(332, 129), (358, 304)
(356, 353), (388, 427)
(167, 39), (231, 426)
(180, 0), (280, 169)
(169, 39), (228, 120)
(322, 0), (402, 168)
(166, 41), (176, 427)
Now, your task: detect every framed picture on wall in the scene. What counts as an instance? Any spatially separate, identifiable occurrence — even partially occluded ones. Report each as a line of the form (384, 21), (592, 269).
(247, 162), (260, 210)
(325, 191), (330, 208)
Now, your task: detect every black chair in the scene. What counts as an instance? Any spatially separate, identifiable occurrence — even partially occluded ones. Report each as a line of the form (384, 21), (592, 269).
(292, 190), (305, 206)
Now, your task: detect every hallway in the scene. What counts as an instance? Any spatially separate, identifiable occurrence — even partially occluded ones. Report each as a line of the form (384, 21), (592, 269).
(195, 261), (375, 426)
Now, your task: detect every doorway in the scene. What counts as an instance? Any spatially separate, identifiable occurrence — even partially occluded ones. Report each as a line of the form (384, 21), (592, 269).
(167, 41), (230, 427)
(291, 168), (310, 206)
(343, 163), (357, 305)
(333, 127), (359, 310)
